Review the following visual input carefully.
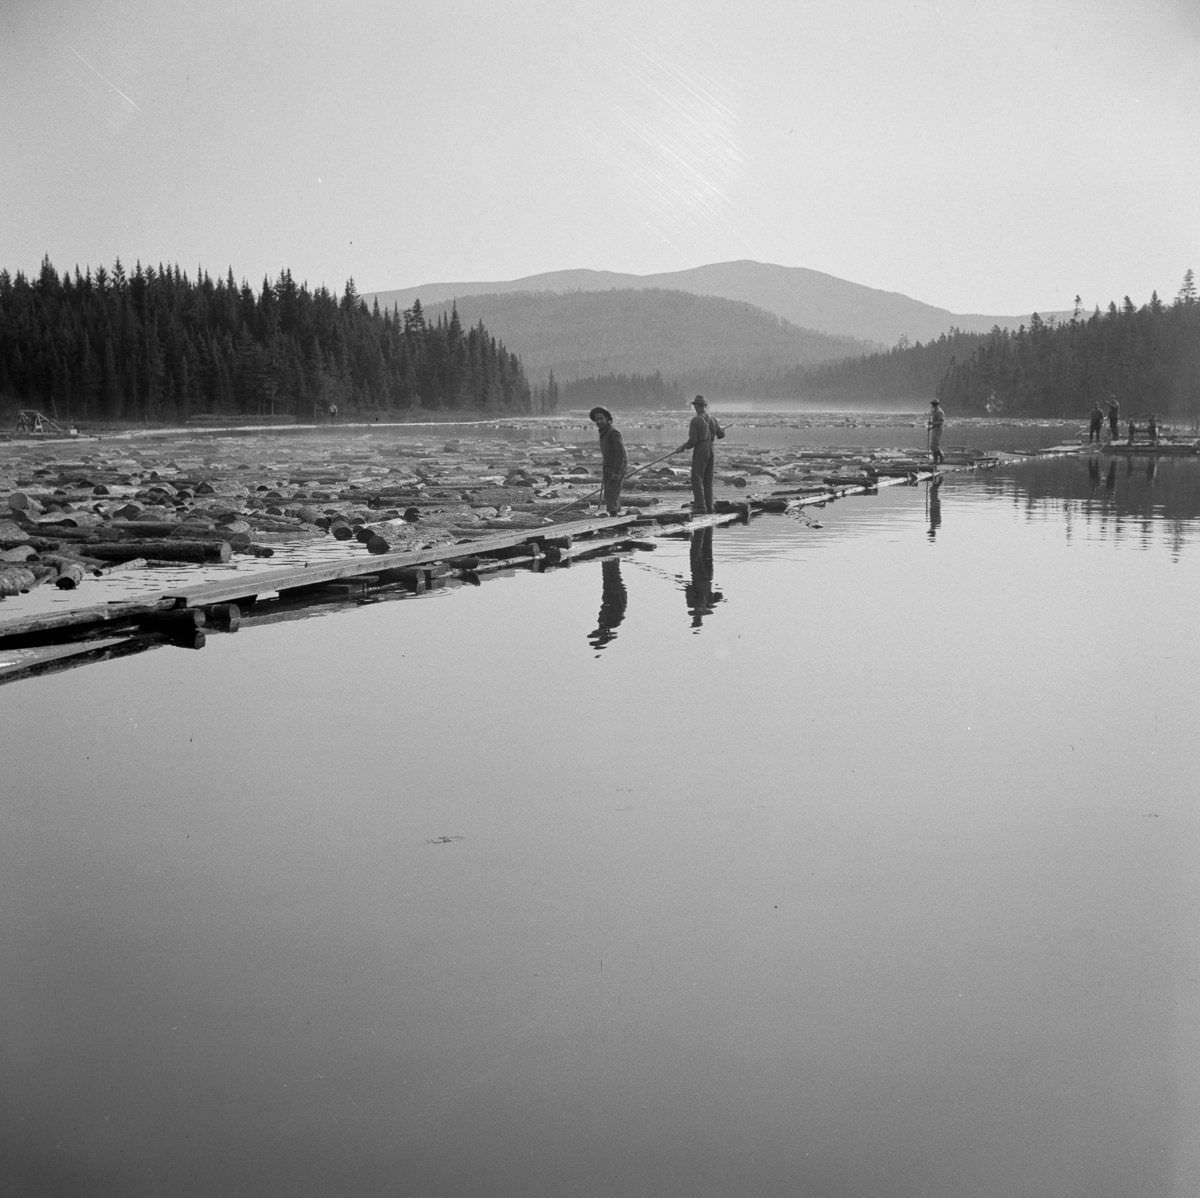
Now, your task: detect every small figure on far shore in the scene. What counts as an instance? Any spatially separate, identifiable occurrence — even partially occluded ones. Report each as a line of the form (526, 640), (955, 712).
(589, 405), (627, 516)
(927, 398), (945, 464)
(1148, 414), (1160, 443)
(1128, 420), (1137, 442)
(328, 402), (338, 423)
(678, 395), (725, 514)
(1106, 396), (1120, 441)
(1088, 403), (1104, 443)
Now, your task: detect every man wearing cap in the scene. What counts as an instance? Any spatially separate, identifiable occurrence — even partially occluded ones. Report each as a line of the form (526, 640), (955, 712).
(678, 395), (726, 514)
(589, 405), (627, 516)
(928, 398), (945, 465)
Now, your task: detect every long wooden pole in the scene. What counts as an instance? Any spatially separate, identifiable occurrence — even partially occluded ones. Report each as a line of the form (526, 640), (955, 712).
(543, 446), (683, 520)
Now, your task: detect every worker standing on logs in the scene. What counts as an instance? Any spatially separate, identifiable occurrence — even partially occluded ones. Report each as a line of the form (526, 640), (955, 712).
(589, 406), (628, 516)
(678, 395), (726, 514)
(1106, 396), (1120, 442)
(927, 398), (945, 465)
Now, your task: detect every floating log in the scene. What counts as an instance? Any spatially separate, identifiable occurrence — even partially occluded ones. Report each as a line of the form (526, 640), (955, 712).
(134, 608), (208, 648)
(204, 602), (242, 632)
(137, 607), (206, 633)
(106, 519), (186, 537)
(543, 535), (660, 564)
(83, 539), (233, 564)
(53, 561), (88, 589)
(456, 553), (540, 577)
(0, 566), (38, 595)
(20, 523), (99, 541)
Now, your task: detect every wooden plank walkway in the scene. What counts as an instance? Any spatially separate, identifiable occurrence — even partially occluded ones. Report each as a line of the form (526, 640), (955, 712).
(160, 515), (637, 606)
(0, 468), (956, 651)
(0, 511), (734, 646)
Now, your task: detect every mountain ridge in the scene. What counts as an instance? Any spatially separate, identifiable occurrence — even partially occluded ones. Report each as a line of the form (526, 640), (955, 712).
(364, 259), (1057, 347)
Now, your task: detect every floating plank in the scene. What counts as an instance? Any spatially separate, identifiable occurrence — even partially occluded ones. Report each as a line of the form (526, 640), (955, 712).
(159, 515), (640, 608)
(0, 597), (178, 646)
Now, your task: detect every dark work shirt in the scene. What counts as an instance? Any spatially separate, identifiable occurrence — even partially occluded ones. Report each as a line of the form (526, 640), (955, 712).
(683, 413), (725, 449)
(598, 424), (627, 478)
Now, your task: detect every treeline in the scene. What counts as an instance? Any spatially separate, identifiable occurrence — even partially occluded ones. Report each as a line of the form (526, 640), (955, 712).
(727, 275), (1200, 417)
(0, 257), (544, 424)
(733, 329), (989, 405)
(558, 371), (685, 411)
(937, 278), (1200, 416)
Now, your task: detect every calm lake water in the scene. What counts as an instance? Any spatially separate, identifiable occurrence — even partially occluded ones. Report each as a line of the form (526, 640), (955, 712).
(3, 431), (1199, 1197)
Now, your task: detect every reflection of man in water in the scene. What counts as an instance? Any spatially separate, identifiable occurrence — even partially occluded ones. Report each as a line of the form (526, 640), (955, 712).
(927, 476), (942, 541)
(685, 527), (723, 628)
(588, 558), (628, 652)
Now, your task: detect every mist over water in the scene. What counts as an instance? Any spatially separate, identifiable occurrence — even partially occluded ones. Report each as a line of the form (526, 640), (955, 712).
(3, 436), (1199, 1197)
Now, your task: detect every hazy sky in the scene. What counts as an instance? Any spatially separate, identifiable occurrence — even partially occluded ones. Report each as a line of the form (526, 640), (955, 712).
(4, 0), (1197, 315)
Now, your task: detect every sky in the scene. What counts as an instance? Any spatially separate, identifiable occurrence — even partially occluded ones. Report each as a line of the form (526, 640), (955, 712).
(3, 0), (1198, 316)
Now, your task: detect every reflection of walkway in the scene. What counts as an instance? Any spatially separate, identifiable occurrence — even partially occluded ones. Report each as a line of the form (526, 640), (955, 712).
(685, 527), (724, 628)
(588, 558), (627, 652)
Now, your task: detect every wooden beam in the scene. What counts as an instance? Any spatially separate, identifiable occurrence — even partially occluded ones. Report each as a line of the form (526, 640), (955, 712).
(159, 514), (638, 608)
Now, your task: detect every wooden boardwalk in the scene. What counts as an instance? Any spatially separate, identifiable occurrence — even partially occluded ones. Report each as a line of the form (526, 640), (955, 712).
(0, 464), (951, 679)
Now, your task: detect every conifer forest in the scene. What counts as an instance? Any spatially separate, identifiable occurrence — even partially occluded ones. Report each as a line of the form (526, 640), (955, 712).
(935, 280), (1200, 418)
(2, 258), (1196, 425)
(764, 275), (1199, 416)
(0, 258), (542, 424)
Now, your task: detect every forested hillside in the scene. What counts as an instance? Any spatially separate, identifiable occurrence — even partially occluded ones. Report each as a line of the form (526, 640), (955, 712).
(422, 289), (875, 386)
(726, 329), (989, 406)
(558, 372), (686, 411)
(0, 258), (538, 424)
(937, 281), (1200, 417)
(729, 279), (1200, 415)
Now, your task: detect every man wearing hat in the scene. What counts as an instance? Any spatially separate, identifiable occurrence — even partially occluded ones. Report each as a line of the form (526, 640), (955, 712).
(678, 394), (726, 513)
(589, 405), (627, 516)
(928, 398), (945, 465)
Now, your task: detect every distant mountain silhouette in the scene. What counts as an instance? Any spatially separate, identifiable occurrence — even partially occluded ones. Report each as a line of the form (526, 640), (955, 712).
(365, 259), (1051, 347)
(417, 289), (874, 385)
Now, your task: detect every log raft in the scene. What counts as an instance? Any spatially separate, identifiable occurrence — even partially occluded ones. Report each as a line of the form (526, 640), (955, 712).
(0, 466), (950, 652)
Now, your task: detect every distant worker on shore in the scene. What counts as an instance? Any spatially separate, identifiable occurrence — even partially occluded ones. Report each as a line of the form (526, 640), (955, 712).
(1088, 402), (1104, 443)
(1106, 396), (1120, 441)
(589, 406), (628, 516)
(927, 398), (945, 464)
(677, 395), (726, 514)
(1148, 414), (1160, 443)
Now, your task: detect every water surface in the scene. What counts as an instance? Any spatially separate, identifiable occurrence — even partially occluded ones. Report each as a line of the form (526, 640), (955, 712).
(3, 453), (1198, 1197)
